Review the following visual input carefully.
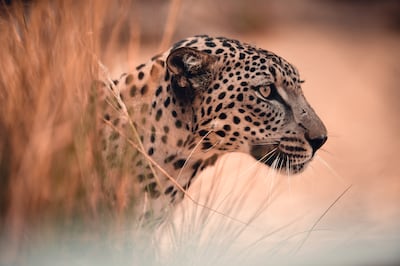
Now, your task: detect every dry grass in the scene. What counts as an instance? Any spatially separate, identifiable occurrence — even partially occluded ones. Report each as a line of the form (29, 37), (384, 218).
(0, 1), (147, 260)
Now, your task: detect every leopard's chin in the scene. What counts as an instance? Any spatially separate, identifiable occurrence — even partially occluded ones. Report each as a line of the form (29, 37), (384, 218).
(250, 144), (309, 175)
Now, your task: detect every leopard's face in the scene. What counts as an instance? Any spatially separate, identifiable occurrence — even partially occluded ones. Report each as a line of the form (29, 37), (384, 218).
(167, 36), (327, 174)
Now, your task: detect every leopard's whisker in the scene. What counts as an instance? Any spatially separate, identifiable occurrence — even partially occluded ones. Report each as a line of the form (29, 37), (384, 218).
(285, 154), (293, 194)
(258, 147), (278, 163)
(264, 151), (280, 205)
(314, 154), (347, 185)
(220, 147), (278, 189)
(285, 154), (291, 176)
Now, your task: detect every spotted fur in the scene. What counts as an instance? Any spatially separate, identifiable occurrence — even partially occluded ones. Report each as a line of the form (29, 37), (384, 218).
(98, 35), (327, 219)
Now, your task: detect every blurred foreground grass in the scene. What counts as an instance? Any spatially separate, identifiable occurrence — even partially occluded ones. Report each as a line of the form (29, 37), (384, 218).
(0, 2), (146, 263)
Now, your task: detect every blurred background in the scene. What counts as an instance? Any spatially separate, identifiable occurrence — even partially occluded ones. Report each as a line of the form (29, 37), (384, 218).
(1, 0), (399, 265)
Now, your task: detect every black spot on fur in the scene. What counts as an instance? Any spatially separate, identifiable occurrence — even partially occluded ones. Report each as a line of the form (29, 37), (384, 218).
(177, 139), (183, 147)
(223, 124), (231, 131)
(203, 153), (219, 167)
(200, 118), (212, 126)
(175, 120), (182, 128)
(144, 182), (160, 198)
(192, 159), (203, 171)
(219, 113), (227, 119)
(215, 103), (223, 112)
(155, 86), (163, 97)
(218, 92), (226, 100)
(164, 97), (171, 108)
(199, 129), (208, 136)
(202, 142), (213, 149)
(138, 71), (145, 80)
(164, 186), (174, 195)
(207, 106), (212, 116)
(141, 85), (148, 95)
(173, 159), (186, 169)
(130, 85), (137, 97)
(137, 174), (145, 182)
(155, 109), (162, 121)
(205, 42), (216, 47)
(136, 64), (145, 70)
(110, 132), (120, 140)
(164, 154), (177, 164)
(216, 130), (226, 137)
(125, 74), (133, 84)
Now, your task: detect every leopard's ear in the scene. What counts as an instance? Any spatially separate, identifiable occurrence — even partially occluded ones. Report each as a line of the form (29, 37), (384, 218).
(167, 47), (218, 101)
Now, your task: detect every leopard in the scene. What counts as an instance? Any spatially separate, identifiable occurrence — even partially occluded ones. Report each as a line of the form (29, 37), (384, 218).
(97, 35), (327, 221)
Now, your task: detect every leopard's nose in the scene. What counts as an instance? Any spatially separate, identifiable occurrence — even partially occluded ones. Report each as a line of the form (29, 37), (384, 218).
(305, 134), (327, 155)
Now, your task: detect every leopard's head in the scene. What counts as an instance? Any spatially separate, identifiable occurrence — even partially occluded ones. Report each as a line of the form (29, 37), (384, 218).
(166, 36), (327, 174)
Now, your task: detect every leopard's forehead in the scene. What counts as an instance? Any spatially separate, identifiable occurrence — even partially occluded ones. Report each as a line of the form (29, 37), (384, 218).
(171, 35), (302, 92)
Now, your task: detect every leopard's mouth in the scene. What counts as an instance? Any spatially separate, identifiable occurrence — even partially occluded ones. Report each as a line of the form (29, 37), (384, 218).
(250, 143), (310, 175)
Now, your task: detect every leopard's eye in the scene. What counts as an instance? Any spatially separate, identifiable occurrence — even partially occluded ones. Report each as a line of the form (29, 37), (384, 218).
(255, 83), (277, 101)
